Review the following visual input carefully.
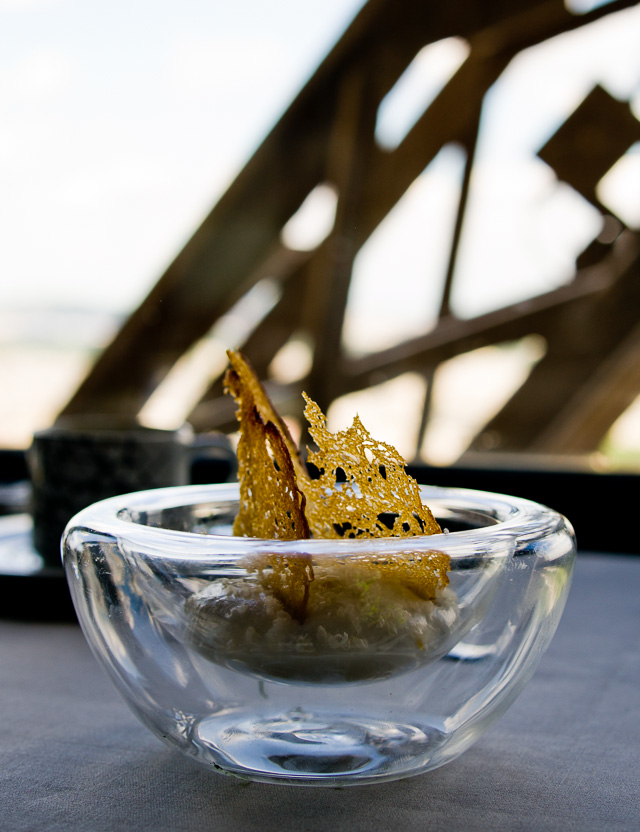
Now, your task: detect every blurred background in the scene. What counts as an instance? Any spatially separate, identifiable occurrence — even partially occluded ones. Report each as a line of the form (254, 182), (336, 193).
(2, 0), (640, 471)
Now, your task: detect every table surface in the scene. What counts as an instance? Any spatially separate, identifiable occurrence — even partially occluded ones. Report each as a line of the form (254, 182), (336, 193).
(2, 552), (639, 832)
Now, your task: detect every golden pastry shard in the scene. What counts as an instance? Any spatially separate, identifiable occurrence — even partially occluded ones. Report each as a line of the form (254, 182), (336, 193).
(225, 349), (307, 485)
(224, 351), (313, 621)
(223, 349), (449, 620)
(302, 393), (442, 541)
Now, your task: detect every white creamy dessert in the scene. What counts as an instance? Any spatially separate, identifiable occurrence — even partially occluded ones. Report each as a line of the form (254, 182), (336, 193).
(186, 560), (459, 683)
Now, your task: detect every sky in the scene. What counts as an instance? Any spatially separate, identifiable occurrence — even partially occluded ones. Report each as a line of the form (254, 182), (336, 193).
(1, 0), (639, 326)
(0, 0), (365, 312)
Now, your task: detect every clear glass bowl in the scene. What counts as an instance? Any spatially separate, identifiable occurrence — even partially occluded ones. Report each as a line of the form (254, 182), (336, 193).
(62, 483), (575, 786)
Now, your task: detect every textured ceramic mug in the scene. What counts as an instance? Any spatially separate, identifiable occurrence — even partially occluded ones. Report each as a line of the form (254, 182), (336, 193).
(29, 417), (193, 566)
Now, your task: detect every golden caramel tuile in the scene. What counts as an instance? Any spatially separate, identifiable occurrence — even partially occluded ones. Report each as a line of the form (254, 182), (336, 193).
(225, 349), (307, 484)
(224, 349), (449, 619)
(302, 393), (442, 541)
(224, 353), (312, 621)
(224, 358), (309, 541)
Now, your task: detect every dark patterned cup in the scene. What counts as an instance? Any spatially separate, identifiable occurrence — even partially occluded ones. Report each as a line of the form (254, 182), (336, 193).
(28, 417), (194, 567)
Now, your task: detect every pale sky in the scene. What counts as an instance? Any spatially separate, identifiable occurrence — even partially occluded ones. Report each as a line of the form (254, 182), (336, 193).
(1, 0), (639, 324)
(0, 0), (365, 312)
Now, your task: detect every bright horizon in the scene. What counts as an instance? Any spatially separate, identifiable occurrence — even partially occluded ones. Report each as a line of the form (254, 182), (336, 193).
(1, 1), (639, 319)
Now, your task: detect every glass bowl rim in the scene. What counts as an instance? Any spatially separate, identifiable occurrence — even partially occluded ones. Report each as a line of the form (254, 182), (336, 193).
(62, 482), (572, 563)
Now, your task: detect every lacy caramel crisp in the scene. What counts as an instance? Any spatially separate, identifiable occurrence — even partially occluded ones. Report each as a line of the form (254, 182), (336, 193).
(223, 351), (449, 620)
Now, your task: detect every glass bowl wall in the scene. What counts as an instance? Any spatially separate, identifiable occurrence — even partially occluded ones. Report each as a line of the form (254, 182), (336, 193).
(62, 483), (575, 786)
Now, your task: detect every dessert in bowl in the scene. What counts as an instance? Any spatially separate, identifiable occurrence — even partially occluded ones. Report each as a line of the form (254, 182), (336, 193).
(62, 352), (575, 785)
(63, 481), (575, 785)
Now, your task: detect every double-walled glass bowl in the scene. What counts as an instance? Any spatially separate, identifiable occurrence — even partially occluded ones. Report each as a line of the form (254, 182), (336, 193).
(63, 483), (575, 786)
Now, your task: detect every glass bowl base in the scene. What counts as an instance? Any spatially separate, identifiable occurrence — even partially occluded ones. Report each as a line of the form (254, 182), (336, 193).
(62, 483), (577, 785)
(191, 708), (449, 785)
